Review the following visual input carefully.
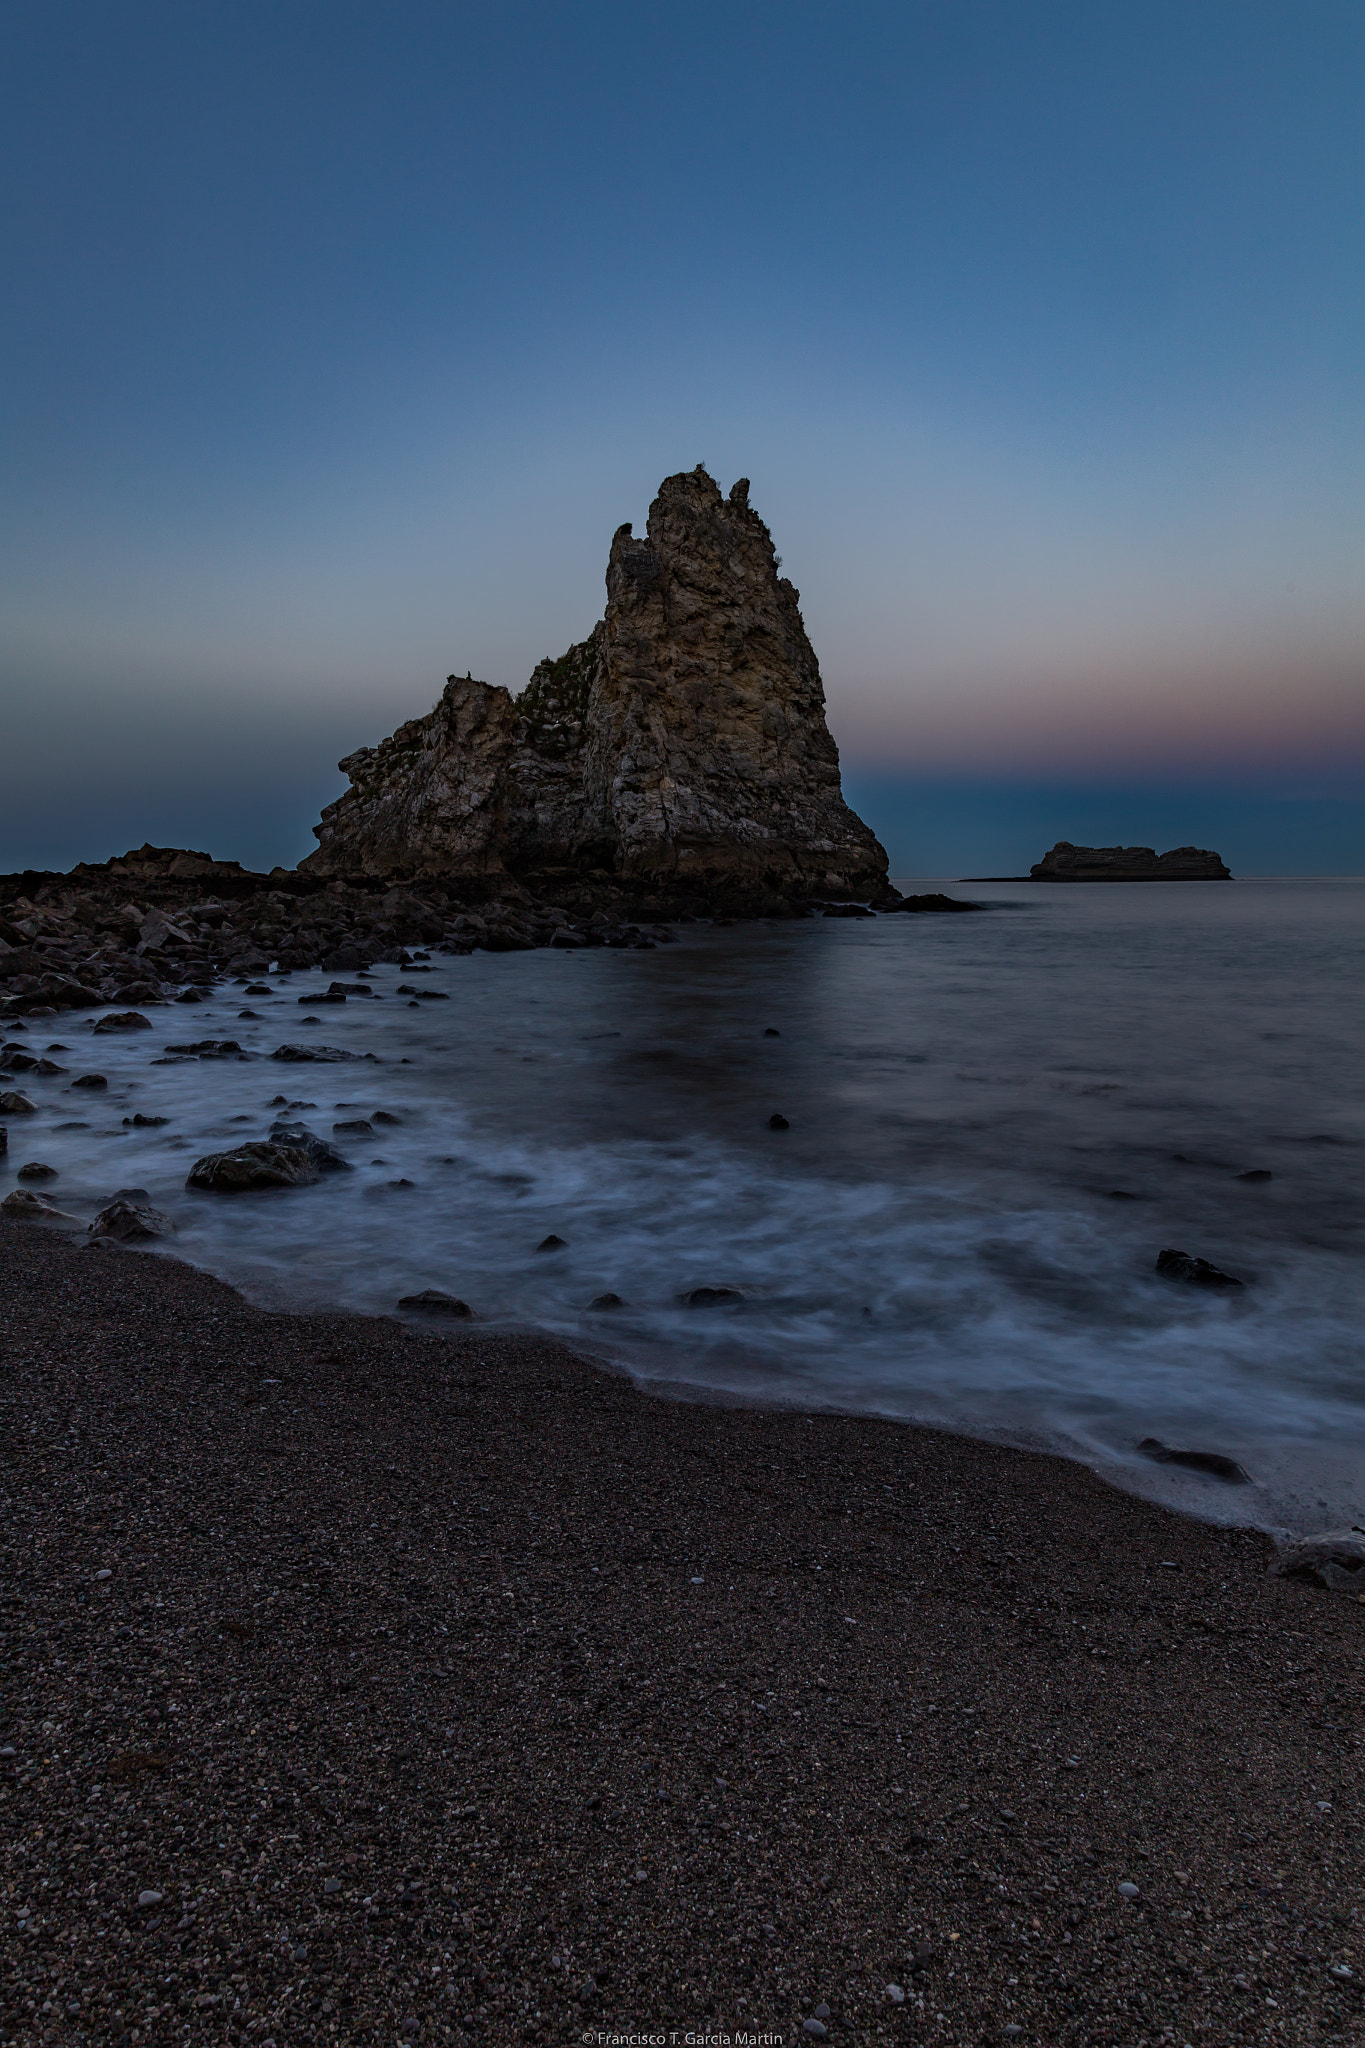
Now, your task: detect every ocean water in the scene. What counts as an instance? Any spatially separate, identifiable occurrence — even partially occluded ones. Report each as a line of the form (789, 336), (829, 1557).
(6, 877), (1363, 1537)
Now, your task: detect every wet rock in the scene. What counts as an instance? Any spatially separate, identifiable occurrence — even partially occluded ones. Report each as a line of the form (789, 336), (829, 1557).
(680, 1285), (744, 1307)
(271, 1044), (361, 1062)
(93, 1010), (153, 1032)
(162, 1039), (248, 1059)
(267, 1121), (352, 1171)
(1155, 1248), (1244, 1288)
(537, 1233), (567, 1251)
(332, 1118), (374, 1135)
(186, 1142), (321, 1191)
(70, 1073), (109, 1089)
(1271, 1529), (1365, 1593)
(1138, 1438), (1250, 1483)
(823, 903), (876, 917)
(328, 981), (376, 997)
(589, 1292), (625, 1310)
(300, 989), (348, 1004)
(767, 1113), (790, 1129)
(173, 987), (208, 1003)
(89, 1198), (177, 1242)
(396, 1290), (474, 1318)
(1235, 1168), (1273, 1183)
(549, 928), (587, 948)
(244, 982), (273, 995)
(0, 1092), (36, 1114)
(123, 1112), (169, 1127)
(763, 1026), (781, 1035)
(17, 1162), (57, 1181)
(1, 1188), (80, 1221)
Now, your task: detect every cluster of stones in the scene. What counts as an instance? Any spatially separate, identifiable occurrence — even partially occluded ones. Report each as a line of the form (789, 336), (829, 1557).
(0, 845), (687, 1019)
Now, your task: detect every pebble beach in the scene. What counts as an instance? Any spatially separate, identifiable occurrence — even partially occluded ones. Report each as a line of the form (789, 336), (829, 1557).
(3, 1221), (1362, 2047)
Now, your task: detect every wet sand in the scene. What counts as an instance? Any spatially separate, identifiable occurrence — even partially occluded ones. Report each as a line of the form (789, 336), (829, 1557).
(2, 1220), (1362, 2047)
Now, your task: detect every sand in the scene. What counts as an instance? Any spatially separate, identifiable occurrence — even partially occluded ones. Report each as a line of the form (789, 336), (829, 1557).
(2, 1218), (1361, 2046)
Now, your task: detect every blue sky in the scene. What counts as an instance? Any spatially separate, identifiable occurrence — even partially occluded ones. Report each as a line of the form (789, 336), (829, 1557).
(2, 0), (1362, 874)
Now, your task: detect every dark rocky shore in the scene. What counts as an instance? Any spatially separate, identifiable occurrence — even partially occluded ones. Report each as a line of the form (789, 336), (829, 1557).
(0, 843), (977, 1023)
(3, 1223), (1362, 2047)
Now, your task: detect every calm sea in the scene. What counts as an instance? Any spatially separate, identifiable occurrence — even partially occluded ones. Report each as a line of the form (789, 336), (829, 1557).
(8, 876), (1363, 1536)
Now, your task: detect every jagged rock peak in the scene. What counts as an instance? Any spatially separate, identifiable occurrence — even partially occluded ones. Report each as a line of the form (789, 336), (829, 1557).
(303, 468), (892, 909)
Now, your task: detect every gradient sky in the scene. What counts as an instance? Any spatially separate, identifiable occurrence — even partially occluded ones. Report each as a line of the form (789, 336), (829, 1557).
(2, 1), (1363, 874)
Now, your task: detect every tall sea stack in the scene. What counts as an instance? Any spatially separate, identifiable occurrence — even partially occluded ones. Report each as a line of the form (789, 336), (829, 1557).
(303, 467), (892, 912)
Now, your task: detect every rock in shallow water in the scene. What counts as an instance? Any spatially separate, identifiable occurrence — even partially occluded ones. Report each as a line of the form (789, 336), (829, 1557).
(680, 1285), (745, 1307)
(1, 1187), (80, 1221)
(93, 1010), (153, 1032)
(1155, 1247), (1244, 1288)
(89, 1198), (176, 1242)
(1138, 1438), (1250, 1483)
(186, 1142), (321, 1191)
(396, 1290), (474, 1318)
(1271, 1530), (1365, 1593)
(266, 1120), (351, 1171)
(17, 1162), (57, 1181)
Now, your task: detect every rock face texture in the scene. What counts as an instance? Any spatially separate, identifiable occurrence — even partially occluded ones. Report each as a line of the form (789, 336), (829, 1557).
(303, 468), (892, 908)
(1030, 842), (1232, 881)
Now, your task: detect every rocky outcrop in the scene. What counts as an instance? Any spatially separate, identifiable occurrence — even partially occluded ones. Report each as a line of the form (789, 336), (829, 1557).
(304, 468), (892, 910)
(1030, 842), (1232, 881)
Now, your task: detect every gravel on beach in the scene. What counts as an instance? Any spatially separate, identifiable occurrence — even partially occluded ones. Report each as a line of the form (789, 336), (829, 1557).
(2, 1221), (1362, 2047)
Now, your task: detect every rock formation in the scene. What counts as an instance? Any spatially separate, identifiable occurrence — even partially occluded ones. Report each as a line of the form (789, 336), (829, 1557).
(1030, 842), (1231, 881)
(303, 467), (892, 911)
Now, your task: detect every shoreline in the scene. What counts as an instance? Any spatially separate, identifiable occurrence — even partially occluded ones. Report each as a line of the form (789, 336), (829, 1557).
(4, 1220), (1363, 2047)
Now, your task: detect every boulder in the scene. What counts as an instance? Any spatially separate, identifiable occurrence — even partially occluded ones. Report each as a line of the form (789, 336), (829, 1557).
(93, 1011), (153, 1032)
(88, 1198), (177, 1242)
(1271, 1530), (1365, 1594)
(266, 1120), (351, 1171)
(17, 1162), (57, 1181)
(186, 1142), (321, 1191)
(0, 1092), (36, 1114)
(2, 1188), (80, 1222)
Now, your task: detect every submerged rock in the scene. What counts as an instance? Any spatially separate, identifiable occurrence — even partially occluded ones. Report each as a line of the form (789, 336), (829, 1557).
(886, 892), (982, 913)
(1155, 1248), (1245, 1288)
(271, 1044), (362, 1063)
(680, 1285), (745, 1307)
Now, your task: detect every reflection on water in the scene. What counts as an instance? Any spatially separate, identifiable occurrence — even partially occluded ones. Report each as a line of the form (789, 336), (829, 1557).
(5, 876), (1363, 1536)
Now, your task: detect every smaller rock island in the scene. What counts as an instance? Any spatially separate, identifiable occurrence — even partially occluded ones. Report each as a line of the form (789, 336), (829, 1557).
(1030, 842), (1232, 881)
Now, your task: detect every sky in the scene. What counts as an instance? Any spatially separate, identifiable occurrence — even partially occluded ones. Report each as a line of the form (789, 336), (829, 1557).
(2, 0), (1362, 876)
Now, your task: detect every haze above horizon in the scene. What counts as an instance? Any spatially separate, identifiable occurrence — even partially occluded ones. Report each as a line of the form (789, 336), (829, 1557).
(2, 1), (1362, 875)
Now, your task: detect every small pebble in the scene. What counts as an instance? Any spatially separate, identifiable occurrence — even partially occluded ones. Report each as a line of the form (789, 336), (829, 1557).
(812, 2003), (831, 2021)
(95, 1568), (112, 1580)
(1117, 1880), (1140, 1899)
(323, 1876), (341, 1893)
(885, 1981), (905, 2003)
(802, 2025), (828, 2041)
(1317, 1800), (1332, 1812)
(137, 1890), (163, 1908)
